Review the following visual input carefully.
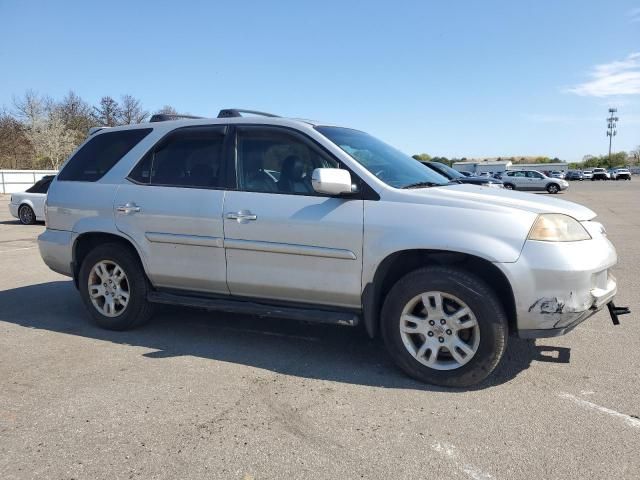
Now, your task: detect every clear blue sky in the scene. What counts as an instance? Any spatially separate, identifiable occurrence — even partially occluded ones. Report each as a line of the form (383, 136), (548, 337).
(1, 0), (639, 161)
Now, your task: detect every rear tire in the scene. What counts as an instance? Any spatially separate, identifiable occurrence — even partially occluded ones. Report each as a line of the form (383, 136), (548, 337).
(18, 205), (36, 225)
(381, 266), (508, 387)
(79, 243), (153, 330)
(503, 183), (515, 190)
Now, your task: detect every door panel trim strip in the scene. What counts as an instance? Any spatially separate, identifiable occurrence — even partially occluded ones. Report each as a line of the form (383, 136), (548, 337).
(224, 238), (357, 260)
(145, 232), (224, 248)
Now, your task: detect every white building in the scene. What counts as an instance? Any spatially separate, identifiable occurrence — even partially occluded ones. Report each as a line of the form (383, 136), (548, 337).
(452, 160), (569, 175)
(452, 160), (512, 174)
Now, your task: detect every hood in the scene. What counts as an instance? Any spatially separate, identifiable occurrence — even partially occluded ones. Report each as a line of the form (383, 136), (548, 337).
(400, 183), (596, 221)
(461, 176), (502, 184)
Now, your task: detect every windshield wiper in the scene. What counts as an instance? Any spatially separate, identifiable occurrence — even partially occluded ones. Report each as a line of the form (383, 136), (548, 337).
(402, 181), (447, 189)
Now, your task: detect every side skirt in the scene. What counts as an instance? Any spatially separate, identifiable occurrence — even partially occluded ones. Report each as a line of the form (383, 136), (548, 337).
(147, 291), (360, 327)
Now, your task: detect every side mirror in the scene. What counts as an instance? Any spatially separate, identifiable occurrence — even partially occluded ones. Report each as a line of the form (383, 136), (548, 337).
(311, 168), (354, 196)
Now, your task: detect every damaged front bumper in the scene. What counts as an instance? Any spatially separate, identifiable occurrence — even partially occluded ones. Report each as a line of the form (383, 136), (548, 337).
(496, 226), (623, 339)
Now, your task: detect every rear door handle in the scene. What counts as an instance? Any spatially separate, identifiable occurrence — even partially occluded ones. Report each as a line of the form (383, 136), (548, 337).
(116, 202), (141, 215)
(225, 210), (257, 223)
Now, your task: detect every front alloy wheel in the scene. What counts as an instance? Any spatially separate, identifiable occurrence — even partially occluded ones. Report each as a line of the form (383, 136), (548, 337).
(547, 183), (559, 194)
(400, 292), (480, 370)
(381, 266), (508, 387)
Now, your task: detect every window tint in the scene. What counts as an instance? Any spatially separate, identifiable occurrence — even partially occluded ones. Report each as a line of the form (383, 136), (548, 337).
(58, 129), (151, 182)
(237, 126), (337, 194)
(26, 176), (54, 194)
(129, 126), (225, 188)
(526, 171), (543, 178)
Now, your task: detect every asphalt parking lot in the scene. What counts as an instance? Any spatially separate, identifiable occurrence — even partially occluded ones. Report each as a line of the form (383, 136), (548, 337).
(1, 180), (638, 480)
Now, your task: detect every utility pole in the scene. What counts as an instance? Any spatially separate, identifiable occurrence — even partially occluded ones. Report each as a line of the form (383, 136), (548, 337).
(606, 108), (619, 167)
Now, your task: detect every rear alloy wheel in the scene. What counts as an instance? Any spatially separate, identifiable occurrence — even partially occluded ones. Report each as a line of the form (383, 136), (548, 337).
(547, 183), (560, 194)
(87, 260), (130, 318)
(18, 205), (36, 225)
(79, 243), (153, 330)
(503, 183), (515, 190)
(381, 266), (508, 387)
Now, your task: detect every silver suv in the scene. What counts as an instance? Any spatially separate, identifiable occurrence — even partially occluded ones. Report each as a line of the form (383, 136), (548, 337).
(502, 170), (569, 193)
(38, 109), (624, 387)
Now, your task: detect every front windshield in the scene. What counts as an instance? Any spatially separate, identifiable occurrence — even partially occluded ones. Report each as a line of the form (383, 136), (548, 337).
(316, 126), (449, 188)
(431, 161), (464, 179)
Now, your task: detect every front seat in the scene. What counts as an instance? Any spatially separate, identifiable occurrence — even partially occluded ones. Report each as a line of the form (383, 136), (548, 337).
(243, 150), (278, 193)
(278, 155), (310, 193)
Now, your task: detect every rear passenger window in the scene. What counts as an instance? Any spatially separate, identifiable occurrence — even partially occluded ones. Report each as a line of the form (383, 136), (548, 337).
(58, 129), (152, 182)
(129, 126), (225, 188)
(26, 177), (53, 193)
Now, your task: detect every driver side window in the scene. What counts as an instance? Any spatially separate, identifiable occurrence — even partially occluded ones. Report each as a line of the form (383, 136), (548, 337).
(236, 126), (338, 195)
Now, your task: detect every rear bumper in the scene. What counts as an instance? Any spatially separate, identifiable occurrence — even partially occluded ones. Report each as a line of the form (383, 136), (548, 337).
(9, 203), (19, 219)
(38, 228), (74, 277)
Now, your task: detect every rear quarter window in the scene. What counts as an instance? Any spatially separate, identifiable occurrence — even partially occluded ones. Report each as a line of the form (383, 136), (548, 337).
(58, 128), (152, 182)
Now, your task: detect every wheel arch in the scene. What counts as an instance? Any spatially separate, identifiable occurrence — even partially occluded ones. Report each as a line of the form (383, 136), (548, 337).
(362, 249), (517, 338)
(18, 198), (35, 208)
(72, 231), (149, 289)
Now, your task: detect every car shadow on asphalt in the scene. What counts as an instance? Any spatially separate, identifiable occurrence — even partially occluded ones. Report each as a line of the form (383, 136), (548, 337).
(0, 220), (44, 225)
(0, 280), (571, 392)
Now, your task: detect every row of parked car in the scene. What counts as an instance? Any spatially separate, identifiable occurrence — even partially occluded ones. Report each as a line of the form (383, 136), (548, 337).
(565, 168), (632, 181)
(425, 163), (569, 193)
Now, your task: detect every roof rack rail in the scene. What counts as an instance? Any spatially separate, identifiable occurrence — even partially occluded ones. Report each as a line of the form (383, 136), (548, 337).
(149, 113), (205, 123)
(217, 109), (279, 118)
(88, 126), (107, 136)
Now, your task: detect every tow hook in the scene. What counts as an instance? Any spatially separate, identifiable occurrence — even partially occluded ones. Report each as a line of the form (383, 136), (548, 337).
(607, 302), (631, 325)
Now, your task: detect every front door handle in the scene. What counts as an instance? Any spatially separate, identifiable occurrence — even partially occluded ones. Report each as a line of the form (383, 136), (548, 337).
(116, 202), (141, 215)
(225, 210), (257, 223)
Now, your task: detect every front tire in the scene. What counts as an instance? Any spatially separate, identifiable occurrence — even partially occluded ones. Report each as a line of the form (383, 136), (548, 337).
(79, 243), (153, 330)
(547, 183), (560, 194)
(18, 205), (36, 225)
(381, 266), (508, 387)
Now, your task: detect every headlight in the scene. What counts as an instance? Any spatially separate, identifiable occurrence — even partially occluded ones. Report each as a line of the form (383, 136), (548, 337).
(528, 214), (592, 242)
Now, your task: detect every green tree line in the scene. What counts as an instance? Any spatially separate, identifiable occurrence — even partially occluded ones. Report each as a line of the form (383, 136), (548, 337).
(0, 90), (179, 170)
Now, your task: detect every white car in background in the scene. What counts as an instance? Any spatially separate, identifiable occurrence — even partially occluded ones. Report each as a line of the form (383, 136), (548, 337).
(582, 170), (593, 180)
(550, 171), (565, 179)
(9, 175), (55, 224)
(611, 168), (631, 181)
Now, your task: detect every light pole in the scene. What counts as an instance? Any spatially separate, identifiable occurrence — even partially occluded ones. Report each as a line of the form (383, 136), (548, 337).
(606, 108), (619, 167)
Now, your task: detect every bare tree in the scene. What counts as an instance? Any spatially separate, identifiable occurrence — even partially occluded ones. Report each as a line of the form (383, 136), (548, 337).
(0, 109), (34, 169)
(154, 105), (179, 116)
(57, 91), (93, 137)
(24, 110), (76, 169)
(630, 146), (640, 166)
(13, 90), (55, 127)
(118, 95), (149, 124)
(93, 96), (121, 127)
